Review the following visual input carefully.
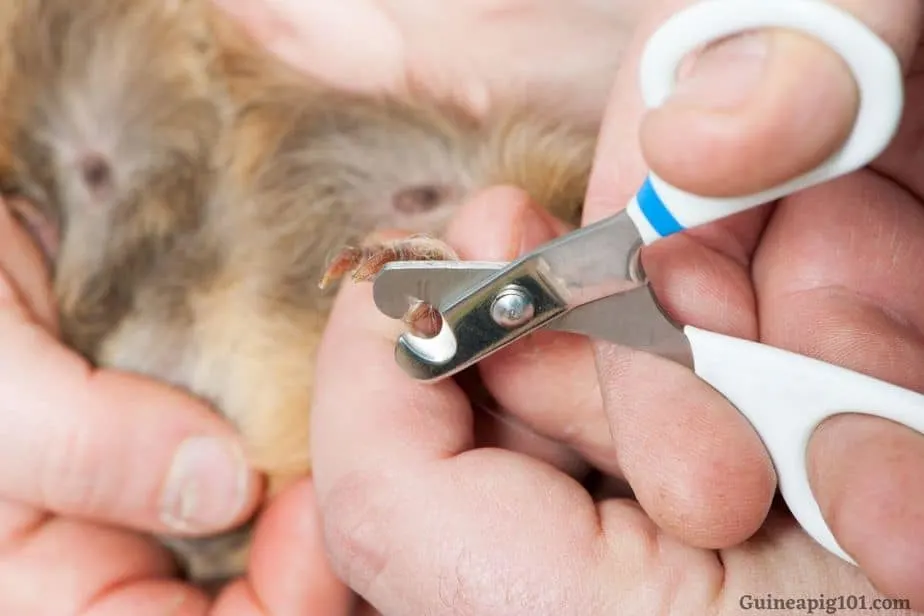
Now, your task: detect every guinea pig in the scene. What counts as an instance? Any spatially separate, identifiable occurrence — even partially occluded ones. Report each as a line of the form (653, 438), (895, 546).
(0, 0), (597, 585)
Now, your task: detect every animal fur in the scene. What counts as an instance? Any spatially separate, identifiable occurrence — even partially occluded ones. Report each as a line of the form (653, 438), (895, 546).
(0, 0), (597, 584)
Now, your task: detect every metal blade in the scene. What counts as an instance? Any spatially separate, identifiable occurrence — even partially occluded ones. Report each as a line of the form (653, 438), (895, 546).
(373, 258), (692, 365)
(531, 210), (646, 308)
(372, 261), (506, 318)
(551, 286), (693, 367)
(373, 211), (644, 319)
(369, 211), (653, 381)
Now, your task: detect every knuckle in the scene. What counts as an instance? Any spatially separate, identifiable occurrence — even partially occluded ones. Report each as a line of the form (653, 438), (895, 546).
(39, 417), (114, 516)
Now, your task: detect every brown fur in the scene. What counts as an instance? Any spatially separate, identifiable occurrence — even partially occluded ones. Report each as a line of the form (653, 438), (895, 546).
(0, 0), (597, 585)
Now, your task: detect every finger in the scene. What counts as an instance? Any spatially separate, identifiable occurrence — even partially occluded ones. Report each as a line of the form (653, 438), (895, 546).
(754, 170), (924, 609)
(470, 406), (590, 481)
(213, 0), (639, 123)
(440, 187), (617, 472)
(210, 0), (407, 94)
(809, 415), (924, 609)
(0, 511), (209, 616)
(0, 200), (57, 331)
(0, 275), (262, 535)
(354, 599), (383, 616)
(715, 510), (900, 615)
(82, 582), (208, 616)
(213, 480), (355, 616)
(639, 0), (922, 198)
(583, 0), (922, 221)
(874, 48), (924, 199)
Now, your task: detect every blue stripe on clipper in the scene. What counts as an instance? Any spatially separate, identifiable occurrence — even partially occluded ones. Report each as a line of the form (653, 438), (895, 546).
(636, 175), (684, 237)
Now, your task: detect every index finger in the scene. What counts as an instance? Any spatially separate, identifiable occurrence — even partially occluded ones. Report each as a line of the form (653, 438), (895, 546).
(310, 279), (474, 493)
(0, 201), (56, 330)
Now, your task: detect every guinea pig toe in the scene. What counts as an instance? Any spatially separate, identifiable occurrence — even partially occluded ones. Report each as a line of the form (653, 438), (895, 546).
(318, 245), (364, 289)
(403, 299), (442, 338)
(5, 196), (59, 265)
(350, 236), (459, 281)
(319, 236), (460, 290)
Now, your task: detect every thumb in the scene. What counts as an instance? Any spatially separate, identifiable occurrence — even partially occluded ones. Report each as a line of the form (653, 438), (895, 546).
(0, 199), (57, 331)
(0, 269), (263, 537)
(639, 1), (922, 198)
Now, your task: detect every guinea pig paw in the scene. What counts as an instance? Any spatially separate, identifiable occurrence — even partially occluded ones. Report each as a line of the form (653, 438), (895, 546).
(318, 235), (459, 290)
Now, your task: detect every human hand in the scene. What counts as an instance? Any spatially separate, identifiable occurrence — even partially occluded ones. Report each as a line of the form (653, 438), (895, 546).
(582, 0), (924, 603)
(0, 202), (354, 614)
(211, 0), (641, 124)
(309, 185), (920, 614)
(306, 0), (924, 613)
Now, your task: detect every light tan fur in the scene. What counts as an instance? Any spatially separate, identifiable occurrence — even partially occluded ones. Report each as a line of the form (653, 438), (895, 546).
(0, 0), (598, 586)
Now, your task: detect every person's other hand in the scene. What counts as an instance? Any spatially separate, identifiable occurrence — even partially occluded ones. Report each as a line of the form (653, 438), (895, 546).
(211, 0), (641, 124)
(0, 201), (354, 614)
(309, 0), (924, 613)
(309, 185), (918, 614)
(581, 0), (924, 604)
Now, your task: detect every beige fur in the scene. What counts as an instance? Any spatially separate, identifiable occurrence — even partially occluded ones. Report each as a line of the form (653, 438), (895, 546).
(0, 0), (598, 585)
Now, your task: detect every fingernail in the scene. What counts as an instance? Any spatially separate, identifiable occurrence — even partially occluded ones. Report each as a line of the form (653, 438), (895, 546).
(671, 31), (770, 110)
(160, 437), (252, 532)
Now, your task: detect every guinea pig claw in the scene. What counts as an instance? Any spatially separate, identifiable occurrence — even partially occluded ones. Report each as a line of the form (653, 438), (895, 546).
(318, 235), (459, 290)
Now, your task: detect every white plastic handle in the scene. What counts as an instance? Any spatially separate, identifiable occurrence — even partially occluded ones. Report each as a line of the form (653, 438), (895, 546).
(625, 0), (905, 244)
(685, 325), (924, 564)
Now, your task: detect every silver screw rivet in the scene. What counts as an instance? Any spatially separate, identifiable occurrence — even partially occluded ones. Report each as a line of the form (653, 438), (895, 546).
(490, 285), (535, 328)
